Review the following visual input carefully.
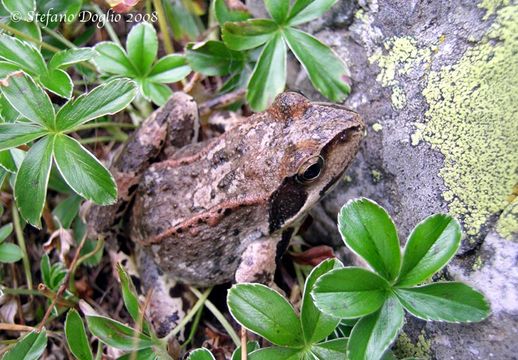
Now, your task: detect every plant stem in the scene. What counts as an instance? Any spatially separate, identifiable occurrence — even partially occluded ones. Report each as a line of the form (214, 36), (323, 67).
(41, 26), (77, 49)
(0, 23), (60, 52)
(79, 136), (125, 145)
(164, 287), (212, 341)
(241, 327), (248, 360)
(73, 122), (137, 132)
(180, 305), (203, 348)
(1, 287), (43, 297)
(91, 4), (122, 46)
(11, 204), (32, 292)
(37, 231), (89, 331)
(189, 287), (241, 346)
(152, 0), (174, 54)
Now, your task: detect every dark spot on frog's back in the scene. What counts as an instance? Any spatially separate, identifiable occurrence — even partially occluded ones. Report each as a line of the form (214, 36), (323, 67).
(268, 177), (307, 232)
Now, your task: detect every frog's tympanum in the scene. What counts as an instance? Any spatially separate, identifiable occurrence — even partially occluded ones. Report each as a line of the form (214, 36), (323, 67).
(86, 91), (364, 336)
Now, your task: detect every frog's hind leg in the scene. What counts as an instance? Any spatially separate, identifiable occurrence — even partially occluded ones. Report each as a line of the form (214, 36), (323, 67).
(135, 245), (194, 339)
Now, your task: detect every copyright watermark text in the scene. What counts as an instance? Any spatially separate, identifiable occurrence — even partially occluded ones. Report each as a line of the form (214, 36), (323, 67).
(10, 8), (158, 28)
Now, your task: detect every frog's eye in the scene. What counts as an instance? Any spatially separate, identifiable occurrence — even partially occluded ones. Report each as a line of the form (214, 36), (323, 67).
(296, 156), (325, 184)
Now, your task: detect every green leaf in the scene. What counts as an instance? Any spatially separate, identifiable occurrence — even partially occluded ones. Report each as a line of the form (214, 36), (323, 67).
(227, 283), (304, 347)
(53, 134), (117, 205)
(0, 150), (16, 172)
(0, 223), (13, 242)
(264, 0), (289, 23)
(147, 54), (191, 83)
(7, 20), (42, 44)
(162, 0), (203, 42)
(126, 22), (158, 75)
(312, 267), (389, 319)
(0, 34), (46, 74)
(397, 214), (461, 287)
(287, 0), (338, 26)
(337, 198), (401, 282)
(0, 72), (55, 129)
(247, 34), (286, 111)
(65, 309), (94, 360)
(49, 48), (95, 69)
(214, 0), (250, 25)
(141, 80), (172, 106)
(86, 315), (153, 351)
(310, 338), (347, 360)
(2, 0), (36, 22)
(52, 194), (81, 229)
(0, 92), (20, 122)
(0, 123), (47, 151)
(94, 42), (136, 77)
(0, 61), (21, 77)
(231, 341), (260, 360)
(14, 135), (54, 227)
(55, 78), (136, 131)
(283, 28), (350, 103)
(394, 282), (490, 322)
(117, 347), (157, 360)
(248, 347), (301, 360)
(40, 68), (73, 98)
(0, 242), (22, 262)
(301, 258), (342, 344)
(116, 263), (146, 330)
(187, 348), (216, 360)
(222, 19), (278, 51)
(186, 41), (244, 76)
(2, 329), (47, 360)
(40, 254), (51, 286)
(347, 294), (404, 360)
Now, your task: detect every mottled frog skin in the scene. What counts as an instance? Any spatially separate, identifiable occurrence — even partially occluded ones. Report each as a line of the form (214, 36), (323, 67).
(86, 91), (364, 336)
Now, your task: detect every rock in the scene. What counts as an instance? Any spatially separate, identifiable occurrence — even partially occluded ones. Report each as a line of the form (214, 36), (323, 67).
(252, 0), (518, 358)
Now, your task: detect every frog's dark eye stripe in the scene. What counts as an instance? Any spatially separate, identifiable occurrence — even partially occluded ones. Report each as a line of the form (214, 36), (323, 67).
(296, 156), (325, 184)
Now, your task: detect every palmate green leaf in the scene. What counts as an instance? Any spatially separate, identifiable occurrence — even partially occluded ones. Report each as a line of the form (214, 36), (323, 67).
(248, 347), (301, 360)
(14, 135), (54, 227)
(213, 0), (250, 25)
(301, 258), (342, 344)
(116, 263), (150, 334)
(287, 0), (338, 26)
(147, 54), (191, 83)
(310, 338), (347, 360)
(2, 329), (47, 360)
(227, 283), (304, 347)
(0, 223), (13, 242)
(397, 214), (461, 287)
(141, 80), (172, 106)
(347, 294), (404, 360)
(40, 68), (73, 98)
(222, 19), (278, 51)
(247, 33), (286, 111)
(65, 309), (94, 360)
(0, 34), (46, 74)
(0, 91), (20, 122)
(186, 41), (245, 76)
(49, 48), (95, 69)
(394, 282), (490, 322)
(53, 134), (117, 205)
(0, 123), (47, 151)
(127, 22), (158, 75)
(94, 42), (137, 77)
(283, 28), (350, 103)
(86, 315), (154, 351)
(2, 0), (36, 22)
(55, 78), (137, 131)
(187, 348), (216, 360)
(312, 267), (389, 319)
(0, 72), (55, 128)
(264, 0), (289, 24)
(337, 198), (401, 282)
(117, 347), (157, 360)
(0, 61), (21, 77)
(0, 242), (22, 262)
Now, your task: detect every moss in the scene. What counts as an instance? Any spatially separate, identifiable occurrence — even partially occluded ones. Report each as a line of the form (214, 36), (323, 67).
(369, 37), (432, 110)
(472, 255), (484, 271)
(394, 331), (432, 359)
(417, 4), (518, 237)
(371, 169), (383, 183)
(478, 0), (510, 19)
(372, 123), (383, 132)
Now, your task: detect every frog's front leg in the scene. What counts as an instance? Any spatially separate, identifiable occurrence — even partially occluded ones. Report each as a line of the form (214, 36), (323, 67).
(85, 92), (199, 236)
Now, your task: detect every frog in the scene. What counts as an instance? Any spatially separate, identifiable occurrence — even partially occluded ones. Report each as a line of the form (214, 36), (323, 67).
(85, 91), (364, 337)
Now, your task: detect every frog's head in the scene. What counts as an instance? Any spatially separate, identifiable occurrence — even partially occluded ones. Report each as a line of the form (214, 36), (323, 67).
(266, 91), (364, 232)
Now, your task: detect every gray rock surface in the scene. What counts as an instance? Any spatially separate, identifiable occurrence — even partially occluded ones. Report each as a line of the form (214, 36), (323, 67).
(248, 0), (518, 358)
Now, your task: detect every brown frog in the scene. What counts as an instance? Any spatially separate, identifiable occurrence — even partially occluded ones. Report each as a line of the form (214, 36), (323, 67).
(86, 91), (364, 336)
